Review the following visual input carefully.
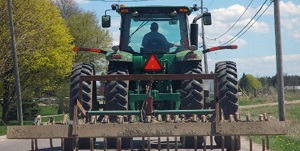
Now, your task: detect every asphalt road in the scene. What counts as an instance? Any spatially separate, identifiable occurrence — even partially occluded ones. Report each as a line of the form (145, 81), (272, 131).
(0, 135), (264, 151)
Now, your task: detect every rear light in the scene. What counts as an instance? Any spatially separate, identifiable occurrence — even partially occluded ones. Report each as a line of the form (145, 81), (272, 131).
(179, 8), (189, 13)
(144, 54), (162, 72)
(120, 8), (129, 13)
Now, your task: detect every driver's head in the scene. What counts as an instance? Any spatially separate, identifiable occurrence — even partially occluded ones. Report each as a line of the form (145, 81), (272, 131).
(150, 22), (158, 31)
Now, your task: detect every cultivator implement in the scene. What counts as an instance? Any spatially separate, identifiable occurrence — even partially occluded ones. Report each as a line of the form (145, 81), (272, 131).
(7, 74), (286, 151)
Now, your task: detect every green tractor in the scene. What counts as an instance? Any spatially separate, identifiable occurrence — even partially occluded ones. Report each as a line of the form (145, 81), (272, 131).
(70, 4), (239, 150)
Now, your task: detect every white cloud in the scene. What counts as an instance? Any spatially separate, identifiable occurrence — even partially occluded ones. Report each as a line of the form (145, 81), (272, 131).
(74, 0), (90, 4)
(202, 3), (272, 47)
(280, 1), (300, 17)
(278, 1), (300, 40)
(207, 54), (300, 77)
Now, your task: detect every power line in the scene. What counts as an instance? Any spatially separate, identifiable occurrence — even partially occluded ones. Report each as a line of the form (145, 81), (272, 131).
(213, 0), (253, 40)
(207, 0), (215, 10)
(227, 1), (273, 45)
(221, 0), (268, 46)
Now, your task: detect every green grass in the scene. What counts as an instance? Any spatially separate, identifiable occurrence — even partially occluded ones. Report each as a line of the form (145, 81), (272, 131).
(239, 90), (300, 106)
(0, 125), (6, 136)
(0, 105), (62, 136)
(39, 105), (64, 122)
(240, 104), (300, 151)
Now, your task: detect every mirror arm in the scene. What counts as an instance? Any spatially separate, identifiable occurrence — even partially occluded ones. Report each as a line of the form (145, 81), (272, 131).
(105, 9), (112, 15)
(192, 13), (204, 23)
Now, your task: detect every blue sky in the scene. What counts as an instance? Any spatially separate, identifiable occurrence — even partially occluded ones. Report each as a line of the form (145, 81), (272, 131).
(76, 0), (300, 78)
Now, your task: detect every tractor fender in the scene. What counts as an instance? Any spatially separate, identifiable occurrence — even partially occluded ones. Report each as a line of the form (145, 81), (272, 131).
(175, 50), (203, 61)
(106, 50), (133, 62)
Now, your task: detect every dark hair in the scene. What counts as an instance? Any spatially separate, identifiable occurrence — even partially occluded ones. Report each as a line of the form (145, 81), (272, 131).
(150, 22), (158, 31)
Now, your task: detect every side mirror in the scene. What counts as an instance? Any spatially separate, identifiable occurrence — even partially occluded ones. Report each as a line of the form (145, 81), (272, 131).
(203, 12), (212, 25)
(102, 15), (111, 28)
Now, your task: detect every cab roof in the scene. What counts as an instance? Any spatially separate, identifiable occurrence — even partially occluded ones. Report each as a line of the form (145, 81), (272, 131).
(117, 5), (194, 15)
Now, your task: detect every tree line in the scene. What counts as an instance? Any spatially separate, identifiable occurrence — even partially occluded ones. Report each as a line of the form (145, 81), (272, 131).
(0, 0), (112, 123)
(239, 73), (300, 96)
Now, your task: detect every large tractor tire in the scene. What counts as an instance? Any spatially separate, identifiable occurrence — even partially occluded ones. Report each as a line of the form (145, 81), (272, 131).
(179, 61), (204, 110)
(65, 63), (97, 150)
(214, 61), (239, 151)
(105, 62), (130, 149)
(105, 62), (129, 111)
(178, 61), (204, 148)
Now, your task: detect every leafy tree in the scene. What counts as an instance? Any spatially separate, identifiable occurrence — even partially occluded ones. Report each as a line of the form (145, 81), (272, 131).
(239, 73), (262, 96)
(53, 0), (112, 113)
(0, 0), (74, 122)
(54, 0), (112, 72)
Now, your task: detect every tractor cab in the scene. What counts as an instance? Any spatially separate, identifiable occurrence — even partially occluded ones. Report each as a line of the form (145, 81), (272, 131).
(102, 4), (210, 54)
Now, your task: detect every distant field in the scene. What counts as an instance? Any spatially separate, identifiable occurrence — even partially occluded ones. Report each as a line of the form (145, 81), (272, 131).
(239, 90), (300, 106)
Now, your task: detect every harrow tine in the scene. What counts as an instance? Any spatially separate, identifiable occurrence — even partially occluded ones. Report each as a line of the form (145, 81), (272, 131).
(50, 138), (53, 149)
(104, 138), (107, 151)
(142, 137), (145, 150)
(210, 136), (213, 150)
(31, 139), (34, 151)
(262, 137), (265, 151)
(147, 137), (151, 151)
(75, 138), (79, 151)
(266, 135), (270, 150)
(35, 139), (38, 150)
(166, 137), (170, 151)
(231, 136), (234, 151)
(203, 136), (206, 151)
(182, 137), (186, 148)
(117, 137), (121, 151)
(130, 137), (133, 151)
(158, 137), (161, 151)
(175, 136), (178, 151)
(249, 137), (253, 151)
(221, 136), (225, 151)
(90, 138), (94, 151)
(238, 136), (241, 150)
(194, 136), (197, 151)
(61, 138), (64, 151)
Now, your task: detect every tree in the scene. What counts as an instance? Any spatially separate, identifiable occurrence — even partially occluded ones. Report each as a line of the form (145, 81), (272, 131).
(53, 0), (112, 71)
(0, 0), (74, 122)
(53, 0), (112, 113)
(239, 73), (262, 96)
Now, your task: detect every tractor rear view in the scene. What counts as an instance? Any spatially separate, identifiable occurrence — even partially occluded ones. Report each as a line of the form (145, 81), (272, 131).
(7, 3), (286, 151)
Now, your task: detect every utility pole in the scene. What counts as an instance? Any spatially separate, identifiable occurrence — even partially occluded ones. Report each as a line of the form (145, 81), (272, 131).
(201, 0), (208, 73)
(8, 0), (23, 125)
(274, 0), (285, 121)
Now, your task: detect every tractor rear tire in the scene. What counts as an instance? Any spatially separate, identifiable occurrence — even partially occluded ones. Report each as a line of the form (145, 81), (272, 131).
(179, 61), (204, 110)
(215, 61), (238, 120)
(105, 62), (129, 111)
(178, 61), (204, 148)
(105, 62), (130, 149)
(214, 61), (239, 150)
(65, 63), (97, 150)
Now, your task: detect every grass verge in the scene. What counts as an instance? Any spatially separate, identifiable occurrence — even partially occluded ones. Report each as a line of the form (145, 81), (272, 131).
(0, 105), (60, 136)
(239, 103), (300, 151)
(239, 90), (300, 106)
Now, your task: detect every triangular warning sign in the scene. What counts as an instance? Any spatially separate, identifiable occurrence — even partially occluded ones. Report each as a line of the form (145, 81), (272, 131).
(144, 54), (162, 72)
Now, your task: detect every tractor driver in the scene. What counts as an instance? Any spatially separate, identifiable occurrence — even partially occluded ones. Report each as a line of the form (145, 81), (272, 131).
(142, 22), (175, 52)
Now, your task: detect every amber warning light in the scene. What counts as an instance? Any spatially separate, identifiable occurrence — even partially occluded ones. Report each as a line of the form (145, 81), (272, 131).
(144, 54), (162, 72)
